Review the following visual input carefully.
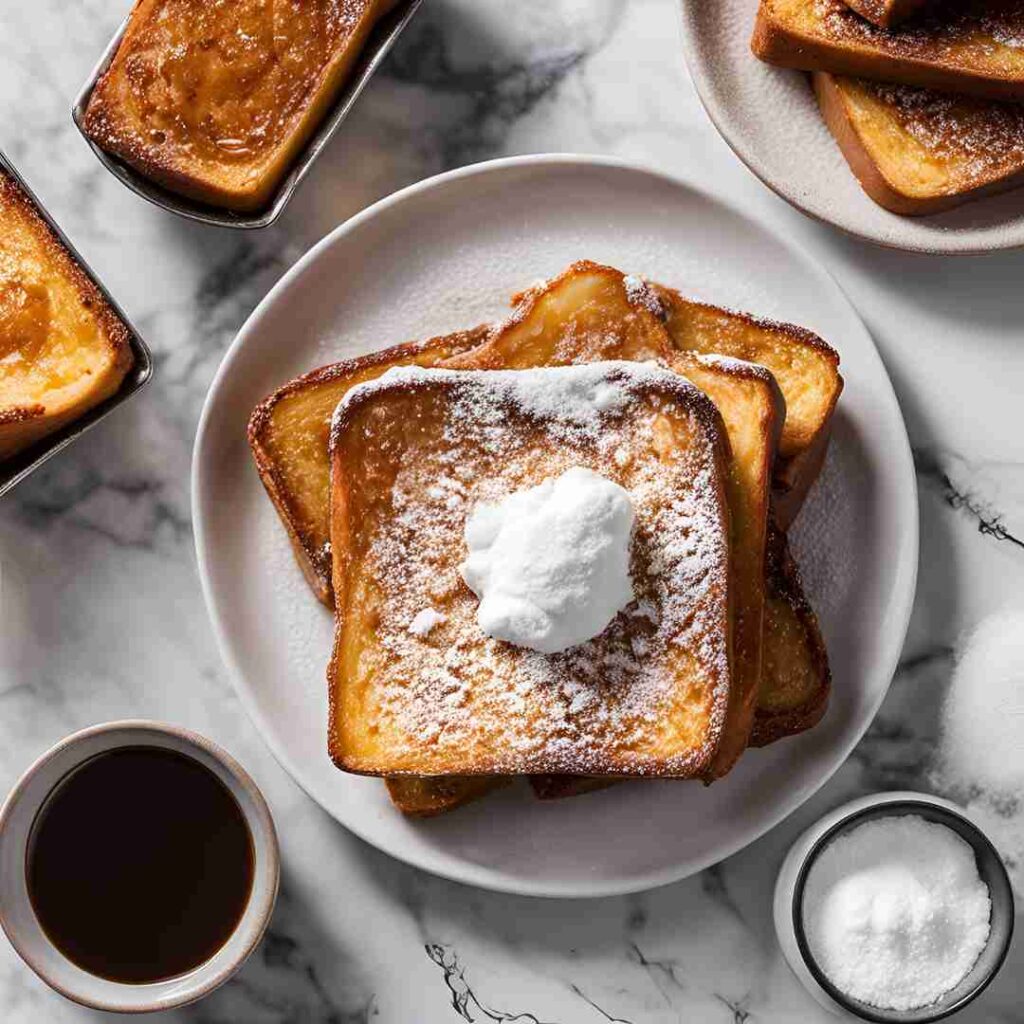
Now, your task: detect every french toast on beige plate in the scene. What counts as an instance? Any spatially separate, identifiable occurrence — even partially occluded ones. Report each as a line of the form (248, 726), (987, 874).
(752, 0), (1024, 101)
(83, 0), (395, 211)
(814, 72), (1024, 215)
(0, 170), (133, 460)
(328, 363), (735, 778)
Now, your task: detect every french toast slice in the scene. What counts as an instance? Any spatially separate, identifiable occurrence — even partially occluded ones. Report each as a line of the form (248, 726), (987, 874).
(652, 284), (842, 529)
(444, 261), (673, 371)
(83, 0), (395, 211)
(750, 525), (831, 745)
(383, 776), (511, 817)
(530, 527), (831, 799)
(752, 0), (1024, 101)
(248, 328), (488, 604)
(814, 72), (1024, 215)
(0, 170), (133, 459)
(328, 363), (735, 778)
(445, 266), (781, 781)
(842, 0), (929, 29)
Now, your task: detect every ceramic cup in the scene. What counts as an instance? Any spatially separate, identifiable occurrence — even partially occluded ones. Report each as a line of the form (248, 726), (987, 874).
(0, 720), (279, 1013)
(774, 791), (1014, 1022)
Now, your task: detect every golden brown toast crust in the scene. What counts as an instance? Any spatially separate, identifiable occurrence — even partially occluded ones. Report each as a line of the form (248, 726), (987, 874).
(248, 328), (489, 604)
(328, 364), (735, 778)
(753, 0), (1024, 101)
(843, 0), (929, 28)
(384, 776), (510, 817)
(749, 525), (830, 746)
(530, 524), (831, 801)
(652, 284), (842, 525)
(0, 171), (133, 459)
(446, 261), (673, 371)
(669, 354), (782, 778)
(83, 0), (394, 210)
(815, 72), (1024, 215)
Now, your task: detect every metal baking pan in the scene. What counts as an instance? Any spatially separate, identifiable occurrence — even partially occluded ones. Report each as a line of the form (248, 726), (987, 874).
(0, 151), (153, 499)
(71, 0), (425, 230)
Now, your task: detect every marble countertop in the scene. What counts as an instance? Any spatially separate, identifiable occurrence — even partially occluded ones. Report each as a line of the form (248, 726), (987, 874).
(2, 0), (1023, 1020)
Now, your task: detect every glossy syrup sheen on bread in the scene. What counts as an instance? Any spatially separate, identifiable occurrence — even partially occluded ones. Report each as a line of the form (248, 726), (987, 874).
(753, 0), (1024, 101)
(328, 363), (734, 778)
(0, 171), (133, 460)
(83, 0), (395, 211)
(815, 72), (1024, 215)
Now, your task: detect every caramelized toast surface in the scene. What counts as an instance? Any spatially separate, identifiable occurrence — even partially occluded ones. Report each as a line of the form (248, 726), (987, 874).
(83, 0), (394, 211)
(669, 354), (782, 777)
(249, 261), (833, 812)
(753, 0), (1024, 101)
(750, 526), (831, 745)
(248, 328), (488, 603)
(842, 0), (929, 28)
(0, 171), (133, 459)
(815, 72), (1024, 215)
(653, 284), (841, 526)
(328, 363), (734, 777)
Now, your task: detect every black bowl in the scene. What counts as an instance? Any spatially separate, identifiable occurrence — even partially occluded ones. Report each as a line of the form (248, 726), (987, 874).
(792, 799), (1015, 1023)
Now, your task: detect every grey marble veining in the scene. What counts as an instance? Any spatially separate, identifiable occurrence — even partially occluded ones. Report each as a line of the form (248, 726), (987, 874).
(1, 0), (1024, 1021)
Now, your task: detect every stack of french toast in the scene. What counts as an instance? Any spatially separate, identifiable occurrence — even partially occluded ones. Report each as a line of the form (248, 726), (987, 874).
(752, 0), (1024, 214)
(248, 261), (842, 816)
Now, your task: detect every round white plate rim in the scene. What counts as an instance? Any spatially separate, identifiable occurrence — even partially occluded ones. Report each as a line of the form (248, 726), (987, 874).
(192, 152), (919, 898)
(677, 3), (1024, 256)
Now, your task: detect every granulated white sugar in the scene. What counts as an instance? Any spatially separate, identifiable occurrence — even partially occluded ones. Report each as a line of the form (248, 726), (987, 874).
(803, 814), (991, 1011)
(933, 611), (1024, 895)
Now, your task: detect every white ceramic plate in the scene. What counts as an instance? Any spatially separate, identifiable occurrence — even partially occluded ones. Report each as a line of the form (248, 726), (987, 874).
(680, 2), (1024, 254)
(193, 155), (918, 897)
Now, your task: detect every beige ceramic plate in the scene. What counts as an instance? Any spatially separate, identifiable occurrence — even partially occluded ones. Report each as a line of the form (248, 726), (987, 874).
(193, 155), (918, 898)
(679, 1), (1024, 254)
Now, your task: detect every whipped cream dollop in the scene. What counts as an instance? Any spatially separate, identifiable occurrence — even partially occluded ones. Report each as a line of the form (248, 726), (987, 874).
(460, 466), (635, 654)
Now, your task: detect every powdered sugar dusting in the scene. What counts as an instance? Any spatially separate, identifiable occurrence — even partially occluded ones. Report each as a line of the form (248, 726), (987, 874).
(336, 363), (732, 775)
(861, 82), (1024, 188)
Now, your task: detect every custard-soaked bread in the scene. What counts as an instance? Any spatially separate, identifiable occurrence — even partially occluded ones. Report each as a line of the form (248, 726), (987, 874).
(248, 328), (488, 603)
(814, 72), (1024, 215)
(529, 352), (785, 799)
(328, 363), (734, 778)
(652, 284), (841, 529)
(753, 0), (1024, 101)
(83, 0), (395, 211)
(750, 525), (830, 746)
(842, 0), (929, 28)
(532, 528), (831, 798)
(446, 261), (673, 371)
(383, 775), (511, 818)
(0, 171), (133, 460)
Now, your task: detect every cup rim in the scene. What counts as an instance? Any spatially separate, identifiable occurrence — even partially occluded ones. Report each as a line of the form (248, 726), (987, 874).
(0, 720), (280, 1013)
(790, 797), (1015, 1023)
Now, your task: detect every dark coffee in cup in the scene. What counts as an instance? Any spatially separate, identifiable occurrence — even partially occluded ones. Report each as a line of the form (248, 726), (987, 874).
(27, 746), (254, 983)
